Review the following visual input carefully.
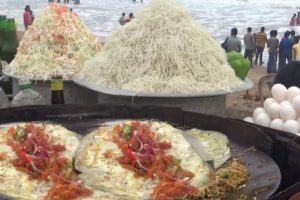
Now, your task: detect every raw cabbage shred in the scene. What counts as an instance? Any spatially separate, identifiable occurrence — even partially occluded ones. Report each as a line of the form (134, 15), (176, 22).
(3, 5), (101, 80)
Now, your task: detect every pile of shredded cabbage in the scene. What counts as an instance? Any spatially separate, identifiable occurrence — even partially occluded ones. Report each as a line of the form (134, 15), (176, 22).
(4, 5), (101, 80)
(76, 0), (243, 94)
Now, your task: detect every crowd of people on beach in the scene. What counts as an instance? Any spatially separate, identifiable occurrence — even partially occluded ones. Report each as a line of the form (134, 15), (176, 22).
(222, 26), (300, 74)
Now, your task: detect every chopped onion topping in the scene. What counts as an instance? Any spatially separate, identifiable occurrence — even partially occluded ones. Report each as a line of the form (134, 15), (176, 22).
(137, 136), (144, 152)
(136, 159), (149, 171)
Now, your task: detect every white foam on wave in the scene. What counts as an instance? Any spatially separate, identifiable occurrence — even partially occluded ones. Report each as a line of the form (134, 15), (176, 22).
(1, 0), (300, 62)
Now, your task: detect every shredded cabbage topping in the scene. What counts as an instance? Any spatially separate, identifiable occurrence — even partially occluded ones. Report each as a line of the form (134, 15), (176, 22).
(4, 5), (102, 80)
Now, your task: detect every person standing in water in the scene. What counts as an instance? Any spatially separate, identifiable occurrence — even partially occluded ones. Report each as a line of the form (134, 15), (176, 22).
(254, 26), (267, 66)
(290, 13), (297, 26)
(297, 12), (300, 25)
(125, 13), (135, 23)
(244, 27), (255, 67)
(119, 13), (126, 25)
(23, 5), (32, 30)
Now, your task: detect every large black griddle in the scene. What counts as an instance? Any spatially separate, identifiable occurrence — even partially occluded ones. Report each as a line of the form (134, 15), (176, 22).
(0, 105), (281, 200)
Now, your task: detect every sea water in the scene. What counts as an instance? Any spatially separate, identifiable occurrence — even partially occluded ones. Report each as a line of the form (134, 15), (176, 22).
(1, 0), (300, 61)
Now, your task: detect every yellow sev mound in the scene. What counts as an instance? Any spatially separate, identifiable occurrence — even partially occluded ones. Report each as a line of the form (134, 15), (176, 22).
(4, 5), (101, 80)
(77, 0), (243, 94)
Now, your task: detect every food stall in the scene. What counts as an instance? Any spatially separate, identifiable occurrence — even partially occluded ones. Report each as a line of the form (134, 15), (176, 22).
(0, 104), (299, 199)
(1, 1), (300, 199)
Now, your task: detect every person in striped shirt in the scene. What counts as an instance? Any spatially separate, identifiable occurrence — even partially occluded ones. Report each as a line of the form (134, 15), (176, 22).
(254, 26), (267, 66)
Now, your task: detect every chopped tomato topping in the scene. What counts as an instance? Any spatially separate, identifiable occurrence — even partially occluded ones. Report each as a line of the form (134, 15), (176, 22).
(45, 182), (92, 200)
(54, 34), (65, 44)
(113, 124), (122, 133)
(0, 152), (6, 161)
(103, 150), (114, 159)
(5, 124), (92, 200)
(50, 5), (70, 15)
(152, 180), (197, 200)
(112, 121), (197, 200)
(126, 149), (137, 161)
(18, 151), (32, 163)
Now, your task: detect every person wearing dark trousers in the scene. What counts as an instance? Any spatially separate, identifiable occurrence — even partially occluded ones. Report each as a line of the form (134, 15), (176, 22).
(279, 31), (293, 70)
(244, 27), (255, 67)
(254, 26), (267, 66)
(267, 30), (279, 73)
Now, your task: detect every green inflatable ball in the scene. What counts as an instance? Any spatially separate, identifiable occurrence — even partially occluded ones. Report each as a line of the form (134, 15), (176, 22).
(227, 51), (244, 62)
(230, 58), (251, 80)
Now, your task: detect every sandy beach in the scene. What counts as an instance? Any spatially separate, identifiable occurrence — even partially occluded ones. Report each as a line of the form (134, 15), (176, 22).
(226, 65), (271, 119)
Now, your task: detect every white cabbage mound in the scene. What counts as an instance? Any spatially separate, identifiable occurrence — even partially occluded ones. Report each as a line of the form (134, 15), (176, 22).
(76, 0), (242, 94)
(4, 5), (101, 80)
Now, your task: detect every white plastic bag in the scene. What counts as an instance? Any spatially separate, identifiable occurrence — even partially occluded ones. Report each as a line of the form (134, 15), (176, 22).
(11, 78), (45, 107)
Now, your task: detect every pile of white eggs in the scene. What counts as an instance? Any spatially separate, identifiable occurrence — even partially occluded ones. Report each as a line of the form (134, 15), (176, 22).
(244, 84), (300, 135)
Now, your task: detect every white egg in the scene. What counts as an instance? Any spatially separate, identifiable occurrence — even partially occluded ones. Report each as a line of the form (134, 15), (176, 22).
(293, 95), (300, 114)
(267, 103), (280, 119)
(283, 120), (300, 133)
(286, 86), (300, 102)
(270, 119), (284, 130)
(255, 113), (271, 127)
(263, 98), (277, 112)
(280, 104), (297, 121)
(271, 84), (287, 103)
(243, 117), (254, 123)
(253, 107), (265, 119)
(280, 100), (293, 108)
